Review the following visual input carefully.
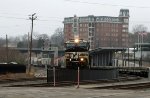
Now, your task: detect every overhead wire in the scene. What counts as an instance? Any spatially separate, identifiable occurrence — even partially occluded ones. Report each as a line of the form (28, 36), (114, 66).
(0, 15), (63, 22)
(0, 0), (150, 22)
(65, 0), (150, 9)
(0, 8), (150, 29)
(0, 14), (150, 24)
(0, 15), (28, 20)
(0, 15), (63, 29)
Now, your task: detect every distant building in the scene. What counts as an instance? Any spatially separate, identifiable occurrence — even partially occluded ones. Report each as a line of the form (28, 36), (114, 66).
(63, 9), (129, 50)
(17, 47), (64, 66)
(3, 43), (17, 48)
(135, 43), (150, 59)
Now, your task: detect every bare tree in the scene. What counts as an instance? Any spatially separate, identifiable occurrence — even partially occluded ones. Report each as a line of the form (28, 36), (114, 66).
(132, 24), (148, 33)
(0, 47), (26, 64)
(0, 38), (5, 47)
(36, 34), (50, 49)
(128, 32), (135, 47)
(132, 24), (148, 43)
(50, 27), (64, 49)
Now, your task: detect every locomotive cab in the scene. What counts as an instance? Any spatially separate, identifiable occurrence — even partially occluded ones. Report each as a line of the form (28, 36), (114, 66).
(64, 39), (89, 69)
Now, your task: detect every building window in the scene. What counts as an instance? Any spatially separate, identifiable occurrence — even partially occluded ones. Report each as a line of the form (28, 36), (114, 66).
(89, 23), (94, 27)
(89, 32), (92, 36)
(106, 33), (109, 36)
(122, 29), (128, 32)
(122, 34), (127, 37)
(74, 19), (77, 22)
(92, 23), (94, 27)
(116, 24), (118, 27)
(89, 23), (91, 27)
(122, 24), (128, 28)
(74, 28), (77, 32)
(80, 24), (82, 27)
(86, 24), (88, 27)
(96, 28), (99, 32)
(116, 29), (118, 32)
(122, 29), (126, 32)
(80, 28), (82, 32)
(92, 28), (94, 32)
(122, 38), (125, 41)
(124, 19), (129, 23)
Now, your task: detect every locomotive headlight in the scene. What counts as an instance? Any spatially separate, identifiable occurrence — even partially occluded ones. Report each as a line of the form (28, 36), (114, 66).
(74, 39), (79, 43)
(70, 58), (72, 61)
(80, 58), (84, 61)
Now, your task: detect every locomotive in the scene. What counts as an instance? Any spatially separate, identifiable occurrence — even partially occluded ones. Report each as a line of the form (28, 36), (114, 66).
(64, 39), (90, 69)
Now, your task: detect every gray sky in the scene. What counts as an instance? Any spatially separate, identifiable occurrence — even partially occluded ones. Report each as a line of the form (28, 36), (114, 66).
(0, 0), (150, 38)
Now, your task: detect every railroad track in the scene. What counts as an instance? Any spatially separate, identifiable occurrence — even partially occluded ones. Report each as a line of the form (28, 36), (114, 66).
(0, 77), (46, 84)
(4, 76), (142, 87)
(92, 82), (150, 90)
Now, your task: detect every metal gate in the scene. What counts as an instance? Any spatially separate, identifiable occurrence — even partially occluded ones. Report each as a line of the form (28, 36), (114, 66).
(47, 68), (118, 82)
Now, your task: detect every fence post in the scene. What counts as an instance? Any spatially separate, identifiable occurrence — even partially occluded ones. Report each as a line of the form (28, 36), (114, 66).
(47, 68), (48, 83)
(148, 68), (150, 80)
(77, 66), (80, 88)
(53, 66), (56, 86)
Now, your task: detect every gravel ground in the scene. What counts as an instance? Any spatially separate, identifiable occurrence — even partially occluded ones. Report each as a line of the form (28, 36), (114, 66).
(0, 87), (150, 98)
(1, 67), (150, 98)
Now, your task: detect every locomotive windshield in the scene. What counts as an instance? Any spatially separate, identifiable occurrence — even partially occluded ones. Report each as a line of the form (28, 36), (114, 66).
(65, 40), (89, 51)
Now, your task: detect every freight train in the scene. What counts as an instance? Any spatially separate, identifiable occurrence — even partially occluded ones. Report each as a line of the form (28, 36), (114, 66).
(64, 39), (90, 69)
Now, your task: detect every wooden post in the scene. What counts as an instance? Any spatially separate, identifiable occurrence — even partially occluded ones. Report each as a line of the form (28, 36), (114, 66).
(77, 66), (80, 88)
(53, 66), (56, 86)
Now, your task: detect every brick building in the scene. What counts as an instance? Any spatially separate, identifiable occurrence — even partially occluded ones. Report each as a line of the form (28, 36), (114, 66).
(63, 9), (129, 50)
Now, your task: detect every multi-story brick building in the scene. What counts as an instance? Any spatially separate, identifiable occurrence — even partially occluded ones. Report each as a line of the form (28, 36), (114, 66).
(63, 9), (129, 50)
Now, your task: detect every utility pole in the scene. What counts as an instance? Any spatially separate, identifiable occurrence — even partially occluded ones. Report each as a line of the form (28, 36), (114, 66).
(140, 32), (143, 67)
(28, 13), (37, 74)
(6, 34), (8, 63)
(27, 32), (30, 70)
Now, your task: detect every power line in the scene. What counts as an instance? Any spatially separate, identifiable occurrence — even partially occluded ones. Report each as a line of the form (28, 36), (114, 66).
(38, 16), (63, 19)
(65, 0), (150, 9)
(0, 15), (62, 22)
(0, 12), (27, 16)
(0, 15), (27, 20)
(0, 12), (63, 20)
(37, 19), (62, 22)
(1, 13), (150, 24)
(131, 20), (150, 23)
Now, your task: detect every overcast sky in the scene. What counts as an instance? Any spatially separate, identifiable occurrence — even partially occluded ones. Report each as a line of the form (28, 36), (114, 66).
(0, 0), (150, 38)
